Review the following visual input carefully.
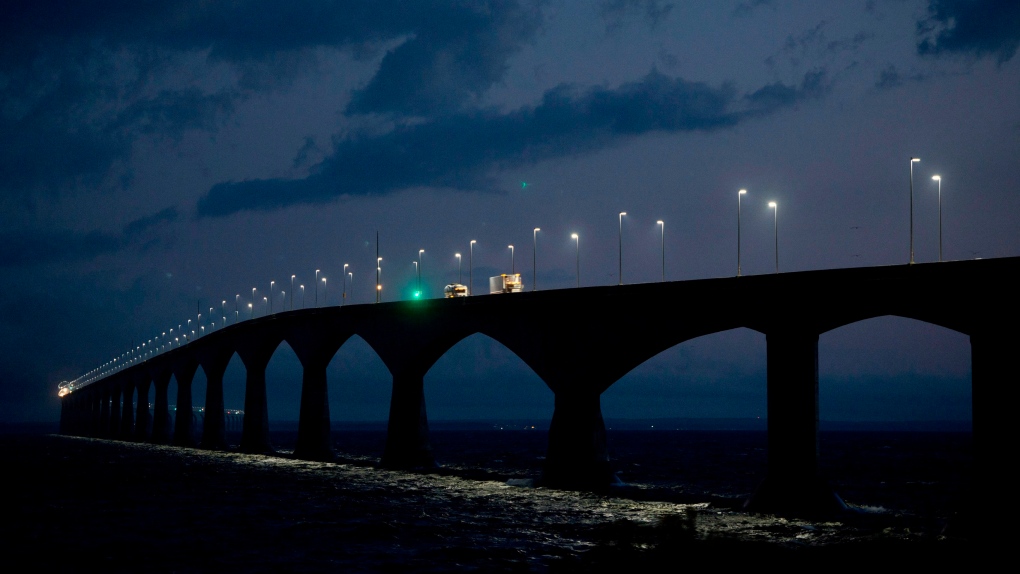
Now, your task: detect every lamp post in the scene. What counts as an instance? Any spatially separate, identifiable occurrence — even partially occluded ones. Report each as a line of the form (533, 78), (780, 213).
(300, 285), (305, 308)
(469, 240), (476, 295)
(235, 294), (239, 323)
(618, 212), (626, 285)
(315, 269), (320, 307)
(657, 220), (664, 282)
(532, 228), (540, 291)
(572, 233), (579, 288)
(508, 245), (514, 274)
(348, 272), (353, 303)
(376, 257), (382, 303)
(455, 253), (462, 285)
(910, 157), (920, 264)
(413, 261), (418, 293)
(768, 201), (778, 273)
(263, 296), (268, 316)
(932, 175), (943, 262)
(269, 280), (274, 314)
(251, 288), (256, 317)
(322, 277), (327, 305)
(342, 264), (348, 305)
(249, 302), (253, 320)
(418, 250), (424, 294)
(737, 189), (747, 276)
(290, 275), (295, 310)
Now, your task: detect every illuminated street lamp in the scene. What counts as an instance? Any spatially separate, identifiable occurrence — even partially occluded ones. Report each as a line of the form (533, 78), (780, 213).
(249, 302), (253, 320)
(263, 296), (268, 316)
(469, 240), (476, 295)
(291, 275), (296, 310)
(315, 269), (320, 307)
(418, 250), (424, 294)
(455, 253), (462, 285)
(508, 245), (514, 274)
(532, 228), (540, 291)
(737, 189), (747, 276)
(251, 288), (257, 317)
(768, 201), (778, 273)
(300, 284), (305, 308)
(571, 233), (579, 288)
(235, 295), (240, 322)
(910, 158), (920, 264)
(376, 257), (383, 303)
(322, 277), (327, 305)
(618, 212), (626, 285)
(657, 220), (664, 282)
(413, 260), (419, 292)
(342, 264), (349, 305)
(932, 175), (943, 262)
(269, 281), (275, 314)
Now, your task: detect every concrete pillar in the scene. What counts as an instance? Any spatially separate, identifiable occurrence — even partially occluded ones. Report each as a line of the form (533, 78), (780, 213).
(172, 364), (197, 447)
(199, 352), (231, 450)
(239, 350), (273, 454)
(98, 388), (111, 438)
(90, 390), (102, 437)
(108, 385), (121, 440)
(381, 367), (435, 469)
(120, 381), (135, 440)
(134, 376), (152, 442)
(151, 370), (173, 444)
(744, 329), (846, 517)
(294, 352), (336, 461)
(540, 390), (619, 491)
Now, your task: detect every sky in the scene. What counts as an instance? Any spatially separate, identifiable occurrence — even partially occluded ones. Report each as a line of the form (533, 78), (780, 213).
(2, 0), (1018, 425)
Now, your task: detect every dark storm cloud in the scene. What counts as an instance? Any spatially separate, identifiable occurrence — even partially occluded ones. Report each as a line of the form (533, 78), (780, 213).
(918, 0), (1020, 64)
(0, 1), (543, 196)
(196, 68), (829, 217)
(0, 208), (177, 268)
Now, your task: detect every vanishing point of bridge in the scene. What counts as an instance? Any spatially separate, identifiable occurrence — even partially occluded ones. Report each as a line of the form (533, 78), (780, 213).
(58, 257), (1018, 518)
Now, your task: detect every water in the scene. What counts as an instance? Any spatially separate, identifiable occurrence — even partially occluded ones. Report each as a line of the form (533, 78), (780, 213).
(248, 422), (973, 521)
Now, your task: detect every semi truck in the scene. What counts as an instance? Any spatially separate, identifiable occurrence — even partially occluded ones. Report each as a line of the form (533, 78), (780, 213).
(489, 274), (523, 294)
(444, 283), (468, 298)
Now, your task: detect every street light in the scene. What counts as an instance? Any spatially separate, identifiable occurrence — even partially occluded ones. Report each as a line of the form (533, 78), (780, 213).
(376, 257), (382, 303)
(315, 269), (320, 307)
(469, 240), (476, 295)
(533, 228), (540, 291)
(932, 175), (943, 262)
(348, 272), (353, 303)
(768, 202), (778, 273)
(737, 189), (747, 276)
(290, 275), (295, 310)
(657, 220), (664, 282)
(235, 294), (239, 323)
(322, 277), (327, 305)
(249, 302), (253, 320)
(343, 264), (349, 305)
(455, 253), (462, 285)
(910, 158), (920, 264)
(413, 260), (418, 293)
(300, 285), (305, 308)
(571, 233), (579, 288)
(418, 250), (424, 294)
(508, 245), (514, 274)
(269, 280), (275, 314)
(618, 212), (626, 285)
(251, 288), (256, 317)
(263, 296), (268, 316)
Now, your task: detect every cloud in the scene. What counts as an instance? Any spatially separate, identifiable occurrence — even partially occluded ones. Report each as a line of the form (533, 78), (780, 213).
(197, 68), (829, 217)
(0, 207), (177, 268)
(917, 0), (1020, 64)
(733, 0), (776, 18)
(345, 2), (543, 116)
(0, 1), (546, 197)
(596, 1), (675, 32)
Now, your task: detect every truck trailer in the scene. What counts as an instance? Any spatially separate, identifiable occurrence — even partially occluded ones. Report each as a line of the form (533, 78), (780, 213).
(489, 274), (523, 294)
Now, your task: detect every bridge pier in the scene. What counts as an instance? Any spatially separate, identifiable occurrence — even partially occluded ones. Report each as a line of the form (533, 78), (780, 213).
(199, 351), (232, 450)
(119, 379), (135, 440)
(239, 348), (274, 454)
(172, 361), (197, 447)
(151, 370), (173, 444)
(294, 353), (336, 462)
(98, 387), (111, 438)
(381, 368), (435, 470)
(108, 385), (121, 439)
(134, 374), (152, 443)
(540, 390), (620, 491)
(744, 330), (846, 518)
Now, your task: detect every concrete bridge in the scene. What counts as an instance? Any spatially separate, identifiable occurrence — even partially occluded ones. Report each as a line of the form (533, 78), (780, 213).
(59, 257), (1018, 518)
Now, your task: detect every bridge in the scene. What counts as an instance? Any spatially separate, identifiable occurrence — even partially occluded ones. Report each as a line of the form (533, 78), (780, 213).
(58, 256), (1018, 518)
